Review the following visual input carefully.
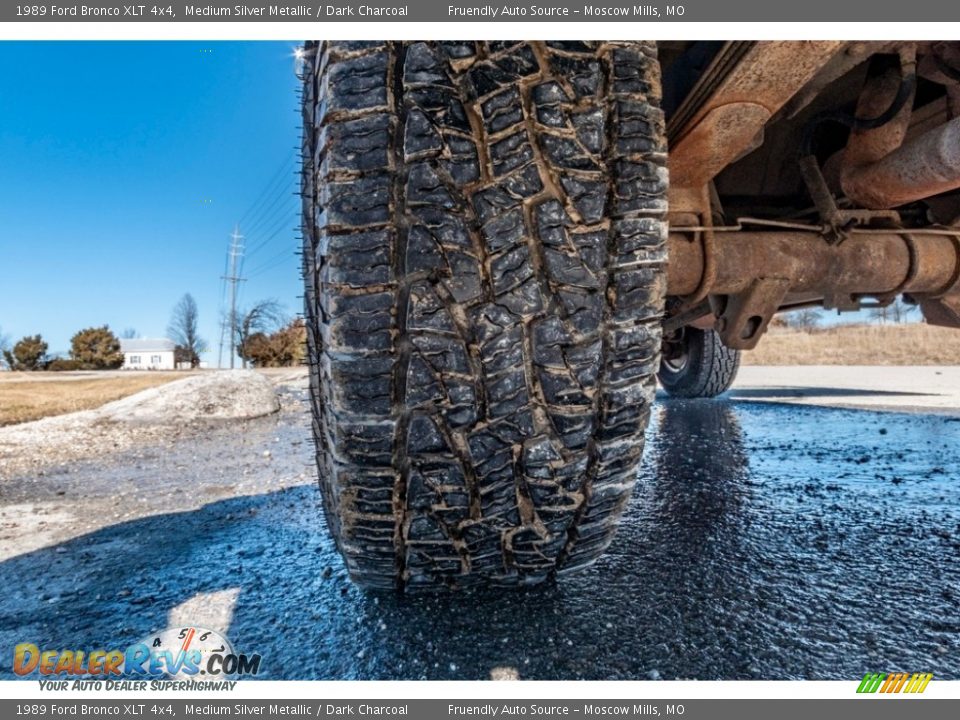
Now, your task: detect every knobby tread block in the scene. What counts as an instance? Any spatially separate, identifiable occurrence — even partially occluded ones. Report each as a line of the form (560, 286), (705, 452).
(302, 41), (667, 590)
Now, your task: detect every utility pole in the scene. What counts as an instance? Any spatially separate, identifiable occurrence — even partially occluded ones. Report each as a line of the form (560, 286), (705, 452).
(217, 316), (226, 369)
(221, 226), (246, 369)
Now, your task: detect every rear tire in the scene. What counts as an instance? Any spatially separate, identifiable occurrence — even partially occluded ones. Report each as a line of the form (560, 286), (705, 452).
(658, 327), (741, 398)
(301, 41), (668, 590)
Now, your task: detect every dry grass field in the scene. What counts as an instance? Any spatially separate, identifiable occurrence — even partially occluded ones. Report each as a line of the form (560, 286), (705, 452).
(0, 324), (954, 427)
(744, 323), (960, 365)
(0, 372), (189, 426)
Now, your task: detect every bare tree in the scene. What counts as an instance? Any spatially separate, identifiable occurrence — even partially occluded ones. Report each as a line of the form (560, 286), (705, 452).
(168, 293), (207, 368)
(870, 298), (918, 324)
(120, 328), (139, 339)
(0, 326), (10, 369)
(234, 299), (287, 368)
(889, 298), (918, 323)
(786, 307), (823, 331)
(869, 304), (890, 324)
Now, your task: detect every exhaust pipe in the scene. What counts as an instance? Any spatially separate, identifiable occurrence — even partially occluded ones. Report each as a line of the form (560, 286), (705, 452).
(842, 115), (960, 209)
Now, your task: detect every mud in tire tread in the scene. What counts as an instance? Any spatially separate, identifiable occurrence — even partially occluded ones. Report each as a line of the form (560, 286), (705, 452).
(301, 41), (667, 590)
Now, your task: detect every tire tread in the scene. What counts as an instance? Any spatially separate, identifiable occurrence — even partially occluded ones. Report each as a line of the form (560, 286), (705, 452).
(302, 41), (667, 590)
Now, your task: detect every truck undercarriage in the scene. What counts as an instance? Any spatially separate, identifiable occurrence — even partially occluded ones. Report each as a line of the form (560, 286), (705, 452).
(661, 41), (960, 354)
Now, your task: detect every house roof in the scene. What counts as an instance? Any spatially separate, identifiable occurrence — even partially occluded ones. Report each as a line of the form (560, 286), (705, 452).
(120, 338), (176, 352)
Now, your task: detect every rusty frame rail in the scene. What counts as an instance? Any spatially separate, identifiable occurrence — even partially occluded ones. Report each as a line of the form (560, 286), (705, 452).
(668, 41), (843, 196)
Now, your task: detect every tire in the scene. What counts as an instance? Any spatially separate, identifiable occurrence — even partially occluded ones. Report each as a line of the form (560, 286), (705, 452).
(657, 328), (741, 398)
(301, 41), (668, 590)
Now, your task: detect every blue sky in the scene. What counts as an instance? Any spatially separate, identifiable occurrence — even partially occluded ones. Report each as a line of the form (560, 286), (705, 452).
(0, 41), (302, 365)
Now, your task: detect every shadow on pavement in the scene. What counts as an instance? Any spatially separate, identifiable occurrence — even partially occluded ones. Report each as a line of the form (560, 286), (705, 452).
(728, 387), (936, 399)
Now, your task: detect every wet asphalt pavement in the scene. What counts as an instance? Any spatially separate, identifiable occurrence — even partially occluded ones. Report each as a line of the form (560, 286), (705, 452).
(1, 383), (958, 681)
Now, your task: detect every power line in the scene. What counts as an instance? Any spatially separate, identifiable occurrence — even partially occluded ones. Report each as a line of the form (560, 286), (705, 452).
(219, 151), (298, 362)
(247, 246), (297, 279)
(236, 152), (295, 230)
(245, 211), (297, 265)
(239, 163), (296, 243)
(227, 155), (295, 292)
(243, 186), (297, 258)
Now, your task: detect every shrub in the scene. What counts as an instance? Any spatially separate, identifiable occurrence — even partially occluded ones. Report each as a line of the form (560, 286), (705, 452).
(4, 334), (48, 371)
(70, 326), (124, 370)
(46, 358), (83, 372)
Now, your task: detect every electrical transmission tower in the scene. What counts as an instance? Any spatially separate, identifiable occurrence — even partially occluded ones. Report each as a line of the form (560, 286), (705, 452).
(220, 226), (246, 369)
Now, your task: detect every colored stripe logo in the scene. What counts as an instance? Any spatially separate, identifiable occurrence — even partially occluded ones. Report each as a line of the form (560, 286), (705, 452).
(857, 672), (933, 694)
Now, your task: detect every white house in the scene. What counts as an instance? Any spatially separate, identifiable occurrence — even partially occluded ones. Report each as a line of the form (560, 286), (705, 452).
(120, 338), (176, 370)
